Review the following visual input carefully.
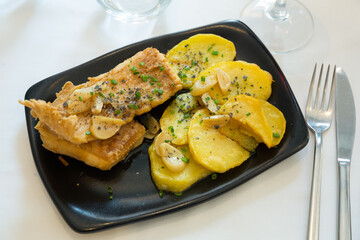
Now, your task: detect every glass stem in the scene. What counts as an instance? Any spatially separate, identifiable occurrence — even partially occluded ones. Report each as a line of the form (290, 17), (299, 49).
(268, 0), (288, 20)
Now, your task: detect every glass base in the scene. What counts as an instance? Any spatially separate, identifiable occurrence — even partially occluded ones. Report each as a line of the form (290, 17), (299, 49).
(240, 0), (314, 53)
(97, 0), (171, 23)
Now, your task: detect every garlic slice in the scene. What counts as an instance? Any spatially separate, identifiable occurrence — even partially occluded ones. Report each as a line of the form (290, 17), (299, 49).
(154, 131), (173, 156)
(91, 96), (104, 114)
(191, 75), (217, 96)
(202, 114), (230, 128)
(216, 68), (231, 95)
(144, 130), (157, 140)
(201, 92), (219, 114)
(90, 116), (125, 139)
(67, 84), (107, 114)
(140, 114), (160, 135)
(159, 143), (187, 173)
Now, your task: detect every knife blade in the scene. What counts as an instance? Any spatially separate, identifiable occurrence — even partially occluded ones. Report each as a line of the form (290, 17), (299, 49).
(335, 67), (355, 240)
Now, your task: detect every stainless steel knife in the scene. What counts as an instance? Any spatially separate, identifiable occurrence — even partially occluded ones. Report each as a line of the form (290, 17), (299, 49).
(335, 67), (356, 240)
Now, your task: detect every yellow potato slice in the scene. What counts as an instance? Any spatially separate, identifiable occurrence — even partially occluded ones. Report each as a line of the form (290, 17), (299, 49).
(188, 109), (250, 173)
(219, 95), (273, 148)
(160, 94), (200, 145)
(260, 100), (286, 147)
(90, 116), (126, 139)
(149, 144), (211, 193)
(194, 61), (273, 104)
(166, 34), (236, 89)
(218, 119), (259, 152)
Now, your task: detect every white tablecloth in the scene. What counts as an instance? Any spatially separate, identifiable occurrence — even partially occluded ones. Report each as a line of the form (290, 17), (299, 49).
(1, 0), (359, 239)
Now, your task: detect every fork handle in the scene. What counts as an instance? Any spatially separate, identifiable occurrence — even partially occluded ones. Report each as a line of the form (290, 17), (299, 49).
(307, 132), (323, 240)
(338, 162), (352, 240)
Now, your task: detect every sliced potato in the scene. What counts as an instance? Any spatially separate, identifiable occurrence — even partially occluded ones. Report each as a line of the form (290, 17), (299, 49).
(149, 144), (212, 193)
(90, 116), (125, 139)
(160, 95), (200, 145)
(218, 119), (259, 152)
(260, 100), (286, 147)
(188, 109), (250, 173)
(193, 61), (273, 105)
(166, 34), (236, 89)
(219, 95), (273, 148)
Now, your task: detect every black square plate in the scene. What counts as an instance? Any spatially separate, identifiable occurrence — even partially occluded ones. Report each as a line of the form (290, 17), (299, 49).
(23, 20), (309, 232)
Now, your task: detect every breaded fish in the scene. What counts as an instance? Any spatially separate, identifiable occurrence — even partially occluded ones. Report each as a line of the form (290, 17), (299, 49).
(21, 47), (182, 144)
(36, 121), (146, 170)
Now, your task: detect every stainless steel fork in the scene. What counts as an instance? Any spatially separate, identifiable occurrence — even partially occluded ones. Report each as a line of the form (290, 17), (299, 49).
(306, 64), (336, 240)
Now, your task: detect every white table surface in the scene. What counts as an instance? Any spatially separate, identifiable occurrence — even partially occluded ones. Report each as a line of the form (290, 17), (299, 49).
(1, 0), (360, 239)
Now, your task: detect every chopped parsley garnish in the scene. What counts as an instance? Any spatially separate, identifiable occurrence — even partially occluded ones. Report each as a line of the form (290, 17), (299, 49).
(135, 91), (141, 99)
(154, 88), (164, 95)
(110, 79), (118, 85)
(141, 75), (149, 82)
(207, 43), (215, 52)
(246, 112), (251, 116)
(214, 99), (219, 105)
(158, 65), (165, 71)
(211, 50), (219, 56)
(139, 62), (145, 66)
(273, 133), (281, 138)
(201, 76), (206, 82)
(130, 66), (139, 75)
(85, 131), (92, 135)
(181, 156), (189, 163)
(211, 173), (217, 180)
(78, 96), (83, 101)
(98, 92), (105, 98)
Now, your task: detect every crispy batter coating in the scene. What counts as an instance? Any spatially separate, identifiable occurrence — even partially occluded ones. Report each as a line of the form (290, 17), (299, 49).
(36, 121), (145, 170)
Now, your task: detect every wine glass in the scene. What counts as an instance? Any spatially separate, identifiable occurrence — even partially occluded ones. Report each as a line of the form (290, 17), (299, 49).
(240, 0), (314, 53)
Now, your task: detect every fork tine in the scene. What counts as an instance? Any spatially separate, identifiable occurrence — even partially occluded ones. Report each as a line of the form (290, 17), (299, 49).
(320, 65), (331, 109)
(306, 63), (318, 110)
(314, 64), (324, 110)
(327, 65), (336, 112)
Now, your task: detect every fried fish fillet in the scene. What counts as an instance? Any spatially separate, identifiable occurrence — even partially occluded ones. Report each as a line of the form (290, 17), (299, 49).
(36, 121), (146, 170)
(21, 47), (182, 144)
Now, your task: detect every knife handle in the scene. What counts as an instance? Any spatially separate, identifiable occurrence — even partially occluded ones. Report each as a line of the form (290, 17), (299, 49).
(338, 161), (352, 240)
